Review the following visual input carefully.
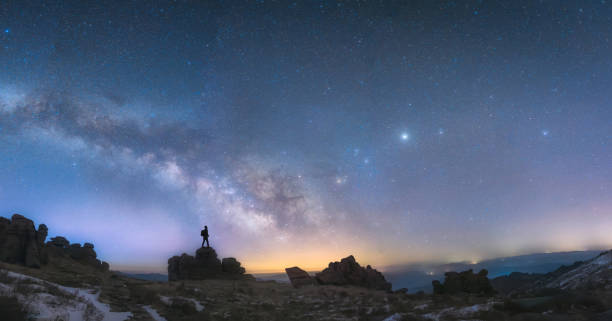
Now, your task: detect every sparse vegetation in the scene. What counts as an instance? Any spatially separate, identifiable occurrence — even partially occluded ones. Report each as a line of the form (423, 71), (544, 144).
(0, 294), (29, 321)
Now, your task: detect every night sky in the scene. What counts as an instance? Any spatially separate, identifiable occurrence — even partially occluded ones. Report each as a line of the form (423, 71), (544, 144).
(1, 1), (611, 273)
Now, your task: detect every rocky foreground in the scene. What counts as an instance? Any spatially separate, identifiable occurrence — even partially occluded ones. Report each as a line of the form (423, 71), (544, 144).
(0, 214), (611, 321)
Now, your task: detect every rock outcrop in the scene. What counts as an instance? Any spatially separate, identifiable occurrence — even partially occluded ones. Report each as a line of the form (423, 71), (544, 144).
(44, 237), (109, 271)
(0, 214), (48, 268)
(432, 269), (495, 295)
(285, 266), (316, 288)
(168, 247), (251, 281)
(315, 255), (392, 291)
(0, 214), (109, 271)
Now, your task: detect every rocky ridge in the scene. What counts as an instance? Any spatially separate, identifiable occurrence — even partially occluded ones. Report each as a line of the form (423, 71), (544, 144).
(544, 250), (611, 290)
(0, 214), (109, 271)
(491, 250), (612, 295)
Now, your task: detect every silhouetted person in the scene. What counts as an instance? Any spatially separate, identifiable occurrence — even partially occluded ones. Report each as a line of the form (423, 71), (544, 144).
(201, 226), (209, 248)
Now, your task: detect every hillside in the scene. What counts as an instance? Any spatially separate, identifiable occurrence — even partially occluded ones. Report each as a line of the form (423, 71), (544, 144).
(384, 250), (603, 293)
(0, 214), (611, 321)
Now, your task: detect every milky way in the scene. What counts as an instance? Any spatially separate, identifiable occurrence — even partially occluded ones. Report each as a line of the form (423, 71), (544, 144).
(1, 1), (611, 272)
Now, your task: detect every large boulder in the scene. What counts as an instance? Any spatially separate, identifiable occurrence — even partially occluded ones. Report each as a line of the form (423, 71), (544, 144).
(315, 255), (392, 291)
(222, 257), (245, 274)
(168, 247), (251, 281)
(0, 214), (47, 268)
(285, 266), (315, 288)
(432, 269), (495, 295)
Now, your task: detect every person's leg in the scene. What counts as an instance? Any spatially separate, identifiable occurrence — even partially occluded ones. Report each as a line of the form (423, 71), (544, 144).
(206, 238), (210, 247)
(202, 238), (205, 248)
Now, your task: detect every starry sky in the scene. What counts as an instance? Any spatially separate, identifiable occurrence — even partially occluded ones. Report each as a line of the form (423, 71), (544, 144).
(1, 1), (611, 273)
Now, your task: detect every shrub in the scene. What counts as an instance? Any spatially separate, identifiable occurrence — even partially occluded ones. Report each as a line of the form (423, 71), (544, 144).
(171, 297), (198, 315)
(0, 295), (29, 321)
(129, 285), (158, 304)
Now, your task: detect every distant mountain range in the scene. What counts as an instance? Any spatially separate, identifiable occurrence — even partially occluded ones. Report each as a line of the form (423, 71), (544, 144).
(116, 272), (169, 282)
(383, 250), (604, 293)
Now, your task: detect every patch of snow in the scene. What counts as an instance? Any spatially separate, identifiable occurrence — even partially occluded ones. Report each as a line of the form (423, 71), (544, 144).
(593, 252), (612, 265)
(72, 288), (132, 321)
(158, 295), (204, 312)
(383, 313), (403, 321)
(455, 303), (490, 315)
(159, 295), (172, 305)
(422, 307), (454, 321)
(422, 303), (492, 321)
(1, 269), (132, 321)
(551, 252), (612, 289)
(143, 305), (167, 321)
(188, 298), (205, 312)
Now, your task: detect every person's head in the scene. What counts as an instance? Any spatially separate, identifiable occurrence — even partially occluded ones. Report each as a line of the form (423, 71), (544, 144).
(205, 226), (208, 229)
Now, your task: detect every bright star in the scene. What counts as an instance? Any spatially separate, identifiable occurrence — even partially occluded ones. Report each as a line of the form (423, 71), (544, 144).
(438, 128), (445, 135)
(4, 29), (9, 34)
(541, 129), (549, 136)
(335, 176), (348, 185)
(400, 132), (410, 141)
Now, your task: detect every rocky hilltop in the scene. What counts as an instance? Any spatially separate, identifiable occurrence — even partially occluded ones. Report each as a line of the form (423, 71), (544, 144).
(167, 246), (252, 281)
(286, 255), (392, 291)
(0, 214), (108, 271)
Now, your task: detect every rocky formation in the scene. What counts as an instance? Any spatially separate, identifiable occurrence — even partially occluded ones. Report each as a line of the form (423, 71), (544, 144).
(285, 266), (316, 288)
(315, 255), (392, 291)
(168, 247), (251, 281)
(0, 214), (48, 268)
(45, 235), (109, 271)
(0, 214), (109, 271)
(432, 269), (495, 295)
